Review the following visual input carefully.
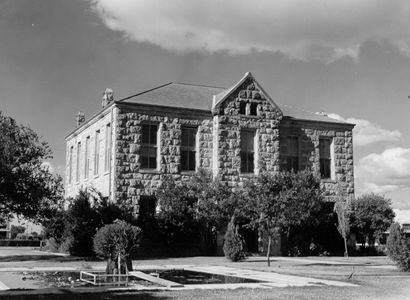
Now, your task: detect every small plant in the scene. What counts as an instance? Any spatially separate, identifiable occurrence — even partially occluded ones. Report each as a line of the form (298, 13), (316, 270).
(93, 220), (142, 273)
(223, 216), (246, 262)
(387, 222), (410, 271)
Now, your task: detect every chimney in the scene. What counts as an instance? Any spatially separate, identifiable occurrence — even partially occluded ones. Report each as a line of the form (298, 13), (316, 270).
(76, 112), (85, 127)
(102, 88), (114, 108)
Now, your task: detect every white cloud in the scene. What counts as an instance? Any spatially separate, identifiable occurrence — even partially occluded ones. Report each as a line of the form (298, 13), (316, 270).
(89, 0), (410, 61)
(394, 209), (410, 224)
(41, 161), (64, 176)
(355, 148), (410, 194)
(41, 161), (55, 173)
(327, 113), (401, 146)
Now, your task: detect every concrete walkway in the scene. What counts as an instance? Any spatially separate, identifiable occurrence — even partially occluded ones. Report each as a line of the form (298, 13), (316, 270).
(0, 263), (357, 291)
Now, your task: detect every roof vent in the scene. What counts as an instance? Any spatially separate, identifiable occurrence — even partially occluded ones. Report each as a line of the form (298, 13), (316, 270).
(76, 112), (85, 127)
(102, 88), (114, 107)
(317, 110), (328, 117)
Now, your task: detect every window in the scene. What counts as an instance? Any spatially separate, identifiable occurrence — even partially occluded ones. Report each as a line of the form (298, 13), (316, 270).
(181, 127), (197, 171)
(104, 123), (111, 172)
(239, 102), (246, 114)
(138, 196), (157, 219)
(240, 129), (255, 173)
(250, 103), (258, 116)
(76, 142), (81, 182)
(284, 136), (299, 172)
(69, 146), (73, 184)
(94, 130), (100, 176)
(319, 138), (332, 179)
(141, 124), (157, 169)
(85, 136), (90, 179)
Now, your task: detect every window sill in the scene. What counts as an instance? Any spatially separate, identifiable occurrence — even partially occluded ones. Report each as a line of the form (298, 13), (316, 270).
(140, 169), (160, 174)
(180, 170), (196, 175)
(321, 178), (336, 183)
(240, 172), (256, 177)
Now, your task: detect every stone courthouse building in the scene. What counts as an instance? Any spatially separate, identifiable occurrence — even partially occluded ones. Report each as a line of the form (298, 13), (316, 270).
(65, 72), (355, 247)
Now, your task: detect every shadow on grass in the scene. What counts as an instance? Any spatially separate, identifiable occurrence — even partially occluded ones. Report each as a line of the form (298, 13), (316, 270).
(0, 289), (170, 300)
(0, 255), (102, 262)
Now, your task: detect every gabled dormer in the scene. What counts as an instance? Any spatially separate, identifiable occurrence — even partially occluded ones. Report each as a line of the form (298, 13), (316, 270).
(212, 72), (282, 121)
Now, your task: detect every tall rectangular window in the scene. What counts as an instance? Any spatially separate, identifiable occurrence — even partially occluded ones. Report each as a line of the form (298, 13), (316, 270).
(85, 136), (90, 179)
(319, 138), (332, 179)
(76, 142), (81, 182)
(69, 146), (73, 184)
(285, 136), (299, 172)
(240, 129), (255, 173)
(94, 130), (100, 176)
(181, 127), (197, 171)
(141, 124), (157, 169)
(104, 123), (111, 172)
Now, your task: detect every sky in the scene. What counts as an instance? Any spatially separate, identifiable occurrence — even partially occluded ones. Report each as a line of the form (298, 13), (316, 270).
(2, 0), (410, 218)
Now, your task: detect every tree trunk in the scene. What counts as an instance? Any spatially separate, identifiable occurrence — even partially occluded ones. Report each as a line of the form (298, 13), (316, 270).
(343, 236), (349, 259)
(267, 235), (271, 267)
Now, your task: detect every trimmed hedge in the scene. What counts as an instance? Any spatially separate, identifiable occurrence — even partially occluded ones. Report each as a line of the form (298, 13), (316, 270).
(0, 240), (41, 247)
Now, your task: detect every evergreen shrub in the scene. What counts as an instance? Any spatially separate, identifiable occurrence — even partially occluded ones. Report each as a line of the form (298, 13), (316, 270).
(223, 216), (246, 262)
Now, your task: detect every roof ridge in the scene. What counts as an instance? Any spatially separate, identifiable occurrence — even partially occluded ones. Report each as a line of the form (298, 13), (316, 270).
(173, 82), (227, 89)
(279, 103), (318, 115)
(117, 82), (174, 102)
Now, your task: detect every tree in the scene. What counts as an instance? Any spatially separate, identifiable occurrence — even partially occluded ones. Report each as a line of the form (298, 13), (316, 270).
(0, 111), (63, 221)
(223, 216), (246, 262)
(386, 223), (410, 271)
(155, 170), (238, 254)
(333, 186), (352, 258)
(64, 191), (101, 256)
(350, 193), (395, 246)
(10, 225), (26, 239)
(93, 220), (142, 273)
(387, 223), (404, 262)
(241, 170), (323, 266)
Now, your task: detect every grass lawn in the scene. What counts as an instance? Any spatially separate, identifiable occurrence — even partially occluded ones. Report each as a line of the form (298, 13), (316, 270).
(0, 249), (409, 299)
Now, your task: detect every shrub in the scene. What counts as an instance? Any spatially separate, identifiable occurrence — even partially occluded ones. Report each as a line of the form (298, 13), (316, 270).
(387, 222), (410, 271)
(64, 191), (100, 256)
(223, 216), (246, 262)
(93, 220), (142, 272)
(10, 225), (25, 239)
(387, 223), (403, 260)
(43, 210), (66, 244)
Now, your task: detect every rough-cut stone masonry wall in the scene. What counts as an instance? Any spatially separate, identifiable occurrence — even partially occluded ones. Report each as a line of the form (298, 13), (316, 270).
(114, 106), (213, 212)
(214, 78), (283, 187)
(279, 120), (354, 199)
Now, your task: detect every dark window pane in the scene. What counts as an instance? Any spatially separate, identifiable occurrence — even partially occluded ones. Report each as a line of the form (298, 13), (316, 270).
(320, 158), (331, 178)
(181, 127), (197, 171)
(240, 130), (255, 173)
(240, 152), (247, 172)
(247, 153), (254, 172)
(250, 103), (257, 116)
(239, 102), (246, 114)
(181, 128), (189, 146)
(142, 124), (150, 144)
(188, 129), (195, 147)
(181, 150), (188, 170)
(319, 138), (332, 178)
(149, 157), (157, 169)
(189, 151), (196, 170)
(150, 124), (157, 144)
(319, 139), (331, 158)
(141, 124), (157, 169)
(141, 156), (149, 169)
